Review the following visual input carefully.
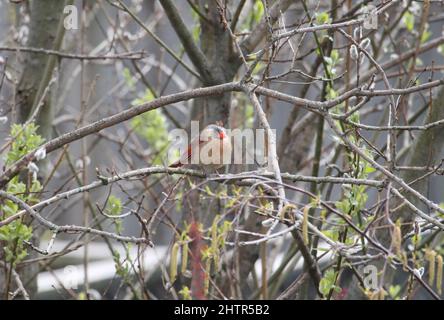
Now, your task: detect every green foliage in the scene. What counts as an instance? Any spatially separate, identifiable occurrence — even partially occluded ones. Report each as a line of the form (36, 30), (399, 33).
(252, 0), (264, 24)
(437, 203), (444, 220)
(131, 89), (169, 165)
(202, 216), (232, 275)
(241, 0), (264, 31)
(192, 23), (201, 43)
(326, 85), (338, 100)
(6, 123), (44, 165)
(179, 229), (190, 274)
(252, 61), (265, 76)
(315, 12), (332, 25)
(77, 292), (87, 300)
(321, 229), (340, 242)
(132, 88), (155, 106)
(438, 44), (444, 57)
(179, 286), (192, 300)
(106, 195), (123, 232)
(1, 122), (44, 266)
(334, 107), (374, 223)
(330, 49), (340, 63)
(245, 103), (254, 128)
(411, 229), (422, 247)
(6, 177), (41, 205)
(190, 5), (201, 42)
(111, 239), (135, 298)
(0, 217), (33, 265)
(335, 146), (373, 222)
(319, 269), (341, 296)
(420, 27), (431, 44)
(336, 184), (368, 218)
(388, 285), (401, 299)
(0, 185), (35, 266)
(170, 216), (233, 296)
(107, 195), (123, 216)
(324, 49), (341, 78)
(112, 251), (131, 281)
(175, 188), (184, 212)
(402, 11), (415, 32)
(170, 241), (180, 283)
(122, 67), (135, 90)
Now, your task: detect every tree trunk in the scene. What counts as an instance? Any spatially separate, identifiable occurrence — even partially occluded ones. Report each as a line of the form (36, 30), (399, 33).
(0, 0), (68, 300)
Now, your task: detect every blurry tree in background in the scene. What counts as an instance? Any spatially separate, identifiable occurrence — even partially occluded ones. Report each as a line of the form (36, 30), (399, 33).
(0, 0), (444, 300)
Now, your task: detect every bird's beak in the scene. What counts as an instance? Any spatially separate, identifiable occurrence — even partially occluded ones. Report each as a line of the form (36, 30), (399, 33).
(219, 131), (225, 139)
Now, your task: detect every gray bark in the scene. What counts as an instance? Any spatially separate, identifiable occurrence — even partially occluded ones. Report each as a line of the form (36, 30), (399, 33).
(0, 0), (68, 299)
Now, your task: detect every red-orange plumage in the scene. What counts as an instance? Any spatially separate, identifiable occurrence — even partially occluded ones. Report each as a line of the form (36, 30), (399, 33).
(168, 124), (231, 169)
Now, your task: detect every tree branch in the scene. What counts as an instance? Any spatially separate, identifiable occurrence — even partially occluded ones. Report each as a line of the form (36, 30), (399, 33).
(0, 46), (147, 60)
(159, 0), (216, 84)
(239, 0), (293, 55)
(0, 191), (151, 245)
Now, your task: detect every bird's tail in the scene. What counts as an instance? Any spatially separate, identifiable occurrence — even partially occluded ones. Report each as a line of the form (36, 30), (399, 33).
(169, 161), (182, 168)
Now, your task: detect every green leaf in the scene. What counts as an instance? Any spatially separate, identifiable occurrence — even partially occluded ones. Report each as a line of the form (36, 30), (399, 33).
(245, 103), (254, 128)
(330, 49), (339, 63)
(192, 23), (201, 42)
(122, 68), (135, 90)
(179, 286), (192, 300)
(6, 123), (44, 165)
(363, 164), (376, 174)
(315, 12), (331, 25)
(253, 0), (264, 23)
(106, 195), (123, 216)
(420, 29), (431, 44)
(389, 285), (401, 299)
(132, 88), (155, 105)
(130, 93), (169, 165)
(403, 11), (415, 32)
(319, 269), (340, 296)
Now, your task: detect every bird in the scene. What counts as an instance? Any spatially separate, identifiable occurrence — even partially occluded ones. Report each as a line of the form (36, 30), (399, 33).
(169, 124), (232, 171)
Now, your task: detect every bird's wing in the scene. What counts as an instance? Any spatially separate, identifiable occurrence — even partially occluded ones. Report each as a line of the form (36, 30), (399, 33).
(179, 136), (213, 164)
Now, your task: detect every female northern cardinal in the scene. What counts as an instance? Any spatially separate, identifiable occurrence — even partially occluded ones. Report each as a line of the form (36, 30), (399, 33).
(169, 124), (232, 170)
